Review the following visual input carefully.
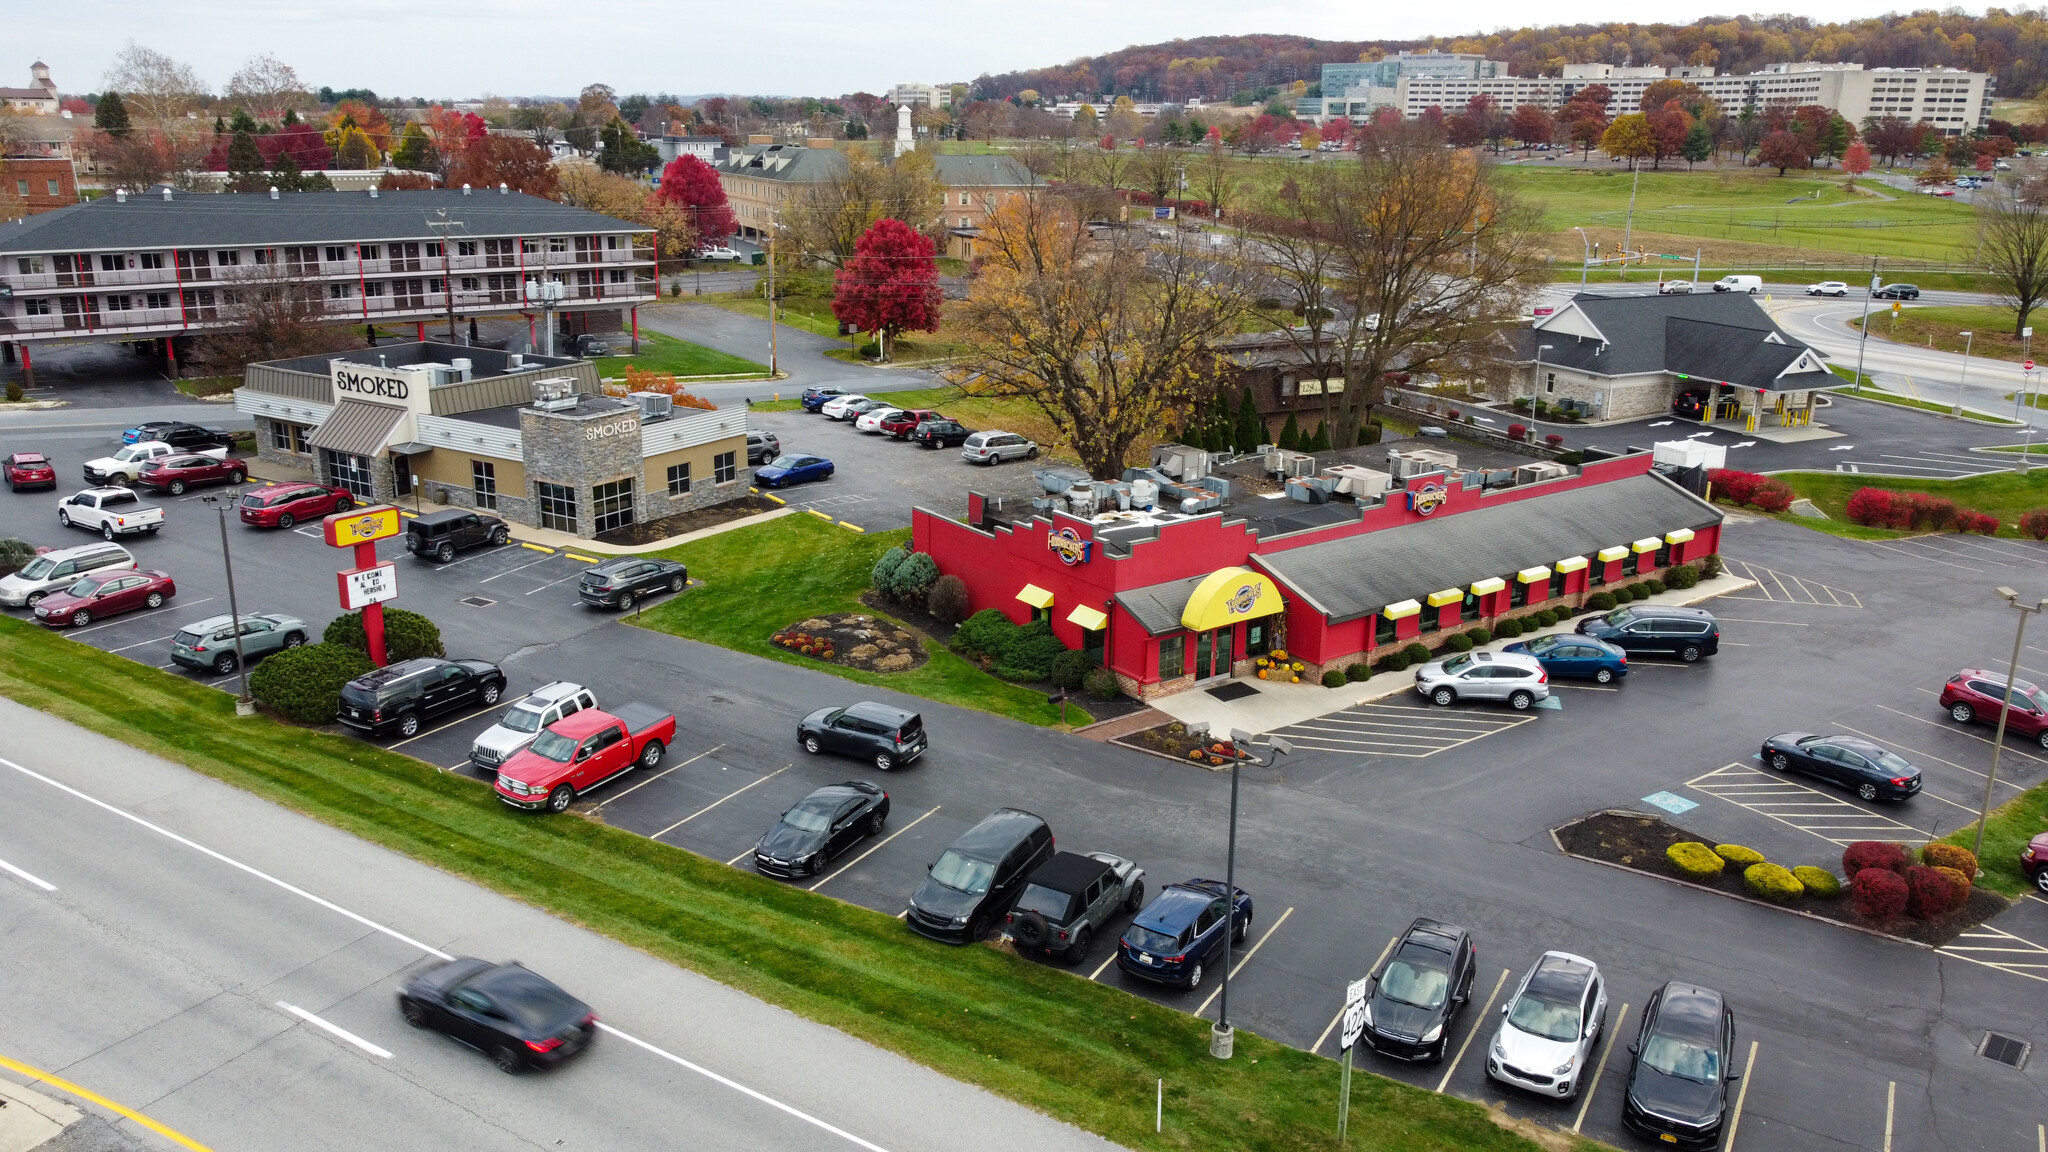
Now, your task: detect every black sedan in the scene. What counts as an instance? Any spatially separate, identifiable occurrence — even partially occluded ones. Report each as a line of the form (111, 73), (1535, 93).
(753, 780), (890, 878)
(577, 557), (687, 610)
(1760, 732), (1922, 801)
(1622, 982), (1738, 1149)
(1872, 283), (1920, 300)
(1360, 917), (1477, 1063)
(398, 958), (597, 1073)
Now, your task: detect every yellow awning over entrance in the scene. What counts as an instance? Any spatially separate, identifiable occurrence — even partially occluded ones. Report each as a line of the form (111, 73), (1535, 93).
(1016, 583), (1055, 609)
(1179, 567), (1284, 632)
(1631, 537), (1661, 554)
(1067, 604), (1108, 631)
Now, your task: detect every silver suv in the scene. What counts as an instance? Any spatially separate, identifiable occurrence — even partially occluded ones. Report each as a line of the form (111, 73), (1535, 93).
(961, 430), (1038, 465)
(1414, 650), (1550, 710)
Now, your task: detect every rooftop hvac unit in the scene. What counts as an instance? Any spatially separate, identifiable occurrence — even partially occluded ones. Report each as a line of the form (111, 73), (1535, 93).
(1150, 443), (1210, 482)
(1285, 476), (1332, 504)
(1321, 464), (1392, 500)
(530, 377), (579, 412)
(629, 391), (675, 421)
(450, 358), (473, 382)
(1262, 447), (1317, 478)
(1514, 461), (1571, 485)
(1387, 447), (1460, 479)
(1129, 478), (1158, 510)
(1652, 439), (1726, 471)
(1033, 464), (1090, 494)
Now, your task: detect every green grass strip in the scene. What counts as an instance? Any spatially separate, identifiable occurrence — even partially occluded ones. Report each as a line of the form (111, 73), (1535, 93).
(0, 615), (1595, 1152)
(611, 329), (769, 377)
(1945, 764), (2048, 898)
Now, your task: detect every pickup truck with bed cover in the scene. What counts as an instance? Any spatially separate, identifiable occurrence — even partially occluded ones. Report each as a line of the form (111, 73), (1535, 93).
(494, 704), (676, 812)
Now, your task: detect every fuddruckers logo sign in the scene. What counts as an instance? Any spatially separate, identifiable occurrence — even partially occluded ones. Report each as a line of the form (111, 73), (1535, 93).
(1047, 526), (1092, 565)
(1407, 481), (1449, 516)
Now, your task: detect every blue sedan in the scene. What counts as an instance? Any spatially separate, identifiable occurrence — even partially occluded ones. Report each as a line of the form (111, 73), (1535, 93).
(1116, 879), (1251, 989)
(756, 453), (834, 488)
(121, 421), (180, 445)
(1504, 633), (1629, 683)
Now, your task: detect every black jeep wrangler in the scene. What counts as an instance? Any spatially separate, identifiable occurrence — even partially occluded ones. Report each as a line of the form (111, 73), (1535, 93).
(1004, 850), (1146, 965)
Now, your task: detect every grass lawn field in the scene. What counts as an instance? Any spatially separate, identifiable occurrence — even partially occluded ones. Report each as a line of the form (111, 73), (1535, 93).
(0, 616), (1592, 1152)
(1850, 304), (2035, 363)
(607, 329), (769, 377)
(637, 513), (1087, 728)
(1945, 770), (2048, 897)
(173, 375), (239, 398)
(1737, 469), (2048, 540)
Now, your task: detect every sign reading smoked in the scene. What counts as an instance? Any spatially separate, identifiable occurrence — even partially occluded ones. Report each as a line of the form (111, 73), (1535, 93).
(323, 505), (403, 547)
(337, 562), (398, 610)
(584, 417), (641, 442)
(1407, 482), (1448, 516)
(333, 365), (413, 400)
(1046, 525), (1093, 565)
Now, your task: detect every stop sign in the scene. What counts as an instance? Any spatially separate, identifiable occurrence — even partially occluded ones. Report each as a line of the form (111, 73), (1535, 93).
(2028, 360), (2037, 371)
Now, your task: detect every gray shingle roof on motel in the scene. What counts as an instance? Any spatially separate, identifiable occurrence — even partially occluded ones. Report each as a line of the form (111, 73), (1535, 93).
(1252, 473), (1721, 624)
(0, 189), (646, 254)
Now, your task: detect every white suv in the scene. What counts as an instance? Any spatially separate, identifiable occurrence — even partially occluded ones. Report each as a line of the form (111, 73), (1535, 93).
(1806, 281), (1850, 297)
(1488, 951), (1608, 1099)
(1414, 650), (1550, 710)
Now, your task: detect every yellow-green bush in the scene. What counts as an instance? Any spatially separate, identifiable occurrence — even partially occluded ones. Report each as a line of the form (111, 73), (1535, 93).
(1792, 866), (1842, 898)
(1744, 862), (1805, 902)
(1921, 843), (1977, 879)
(1932, 865), (1973, 902)
(1667, 842), (1726, 879)
(1715, 843), (1766, 867)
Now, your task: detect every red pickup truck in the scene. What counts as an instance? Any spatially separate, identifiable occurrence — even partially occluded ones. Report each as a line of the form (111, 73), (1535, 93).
(494, 703), (675, 813)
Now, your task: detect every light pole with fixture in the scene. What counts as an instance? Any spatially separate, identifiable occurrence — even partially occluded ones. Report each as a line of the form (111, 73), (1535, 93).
(199, 490), (255, 716)
(1532, 344), (1554, 422)
(1572, 227), (1591, 288)
(1852, 259), (1880, 396)
(1952, 330), (1974, 416)
(1182, 722), (1291, 1059)
(1978, 588), (2048, 860)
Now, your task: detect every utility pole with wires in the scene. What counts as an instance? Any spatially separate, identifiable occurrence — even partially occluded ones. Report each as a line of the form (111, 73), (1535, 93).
(427, 209), (464, 344)
(767, 217), (779, 377)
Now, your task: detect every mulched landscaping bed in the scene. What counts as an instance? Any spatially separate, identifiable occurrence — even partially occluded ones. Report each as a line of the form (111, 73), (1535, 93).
(772, 613), (928, 673)
(1116, 721), (1252, 769)
(595, 493), (782, 546)
(1556, 810), (2009, 947)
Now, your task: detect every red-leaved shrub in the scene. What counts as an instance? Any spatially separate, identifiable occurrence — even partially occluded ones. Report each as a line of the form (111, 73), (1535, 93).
(1749, 477), (1795, 513)
(1545, 433), (1565, 447)
(1508, 422), (1527, 440)
(1959, 510), (1999, 535)
(1903, 864), (1961, 919)
(1850, 866), (1909, 919)
(1709, 469), (1762, 506)
(1842, 840), (1911, 878)
(2021, 509), (2048, 540)
(1845, 488), (1894, 527)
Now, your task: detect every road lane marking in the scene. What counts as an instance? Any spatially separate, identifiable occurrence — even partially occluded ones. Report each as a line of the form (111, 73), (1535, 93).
(388, 694), (529, 750)
(1195, 906), (1293, 1018)
(809, 805), (941, 892)
(277, 1001), (392, 1059)
(68, 598), (214, 636)
(0, 755), (454, 961)
(726, 846), (756, 867)
(1312, 934), (1398, 1052)
(524, 568), (594, 595)
(596, 1023), (895, 1152)
(1883, 1080), (1895, 1152)
(598, 745), (728, 808)
(1716, 617), (1810, 626)
(0, 1050), (215, 1152)
(0, 854), (56, 890)
(1866, 540), (1985, 572)
(1089, 949), (1119, 982)
(1571, 1001), (1630, 1133)
(1437, 967), (1509, 1093)
(1724, 1040), (1759, 1151)
(650, 766), (789, 841)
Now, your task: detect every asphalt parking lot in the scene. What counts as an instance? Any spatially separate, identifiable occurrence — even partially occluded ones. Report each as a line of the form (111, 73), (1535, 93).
(5, 415), (2048, 1149)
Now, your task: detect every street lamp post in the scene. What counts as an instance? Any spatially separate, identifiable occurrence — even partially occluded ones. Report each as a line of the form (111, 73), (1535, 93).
(1952, 330), (1974, 417)
(1572, 227), (1591, 288)
(1532, 344), (1554, 420)
(1978, 588), (2048, 860)
(1852, 261), (1881, 396)
(1187, 724), (1291, 1059)
(200, 491), (254, 716)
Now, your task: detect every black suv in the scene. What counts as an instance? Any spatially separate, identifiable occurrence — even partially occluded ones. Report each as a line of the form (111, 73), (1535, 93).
(337, 657), (507, 738)
(1577, 604), (1719, 662)
(912, 419), (971, 449)
(1872, 283), (1920, 300)
(156, 423), (235, 452)
(407, 509), (510, 562)
(746, 430), (782, 465)
(1622, 982), (1738, 1149)
(1004, 850), (1145, 965)
(577, 556), (687, 610)
(907, 808), (1054, 943)
(1359, 917), (1478, 1063)
(797, 701), (927, 771)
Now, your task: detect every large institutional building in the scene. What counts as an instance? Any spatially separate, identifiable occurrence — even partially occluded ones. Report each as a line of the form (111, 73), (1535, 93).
(713, 142), (1038, 259)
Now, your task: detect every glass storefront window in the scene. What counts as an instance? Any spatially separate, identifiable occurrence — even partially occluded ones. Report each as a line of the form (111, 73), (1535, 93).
(536, 482), (578, 532)
(1245, 621), (1271, 658)
(1158, 635), (1185, 681)
(1375, 613), (1398, 646)
(1510, 578), (1528, 607)
(1622, 551), (1639, 577)
(1550, 571), (1568, 599)
(471, 460), (497, 509)
(318, 449), (375, 499)
(1461, 590), (1481, 622)
(593, 479), (635, 532)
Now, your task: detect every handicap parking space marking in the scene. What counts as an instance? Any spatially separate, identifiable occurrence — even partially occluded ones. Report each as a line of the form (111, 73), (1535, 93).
(1193, 907), (1294, 1018)
(1721, 558), (1862, 607)
(807, 805), (943, 892)
(1275, 704), (1533, 758)
(1938, 923), (2048, 985)
(1686, 764), (1938, 845)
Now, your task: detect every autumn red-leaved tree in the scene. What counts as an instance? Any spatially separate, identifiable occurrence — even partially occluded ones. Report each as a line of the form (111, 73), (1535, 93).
(1843, 140), (1872, 182)
(652, 154), (736, 252)
(831, 217), (940, 363)
(448, 135), (559, 197)
(1758, 130), (1813, 176)
(1508, 104), (1553, 151)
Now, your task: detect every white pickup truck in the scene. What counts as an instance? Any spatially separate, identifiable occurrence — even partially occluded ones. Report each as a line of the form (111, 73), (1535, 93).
(81, 441), (228, 487)
(468, 681), (599, 770)
(58, 487), (165, 539)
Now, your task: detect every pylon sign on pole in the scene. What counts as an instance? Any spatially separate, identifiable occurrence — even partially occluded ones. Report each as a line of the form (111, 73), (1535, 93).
(324, 505), (403, 666)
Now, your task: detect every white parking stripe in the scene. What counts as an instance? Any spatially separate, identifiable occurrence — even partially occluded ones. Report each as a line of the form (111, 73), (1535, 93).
(1195, 907), (1293, 1018)
(387, 694), (529, 749)
(1687, 764), (1937, 844)
(1312, 934), (1398, 1052)
(1276, 704), (1529, 758)
(1572, 1001), (1630, 1133)
(1883, 1080), (1896, 1152)
(1437, 967), (1508, 1093)
(478, 554), (559, 583)
(106, 634), (174, 653)
(276, 1001), (392, 1059)
(1939, 924), (2048, 984)
(1866, 540), (1984, 572)
(0, 854), (56, 891)
(1724, 1042), (1759, 1151)
(808, 805), (941, 892)
(67, 597), (214, 636)
(597, 745), (728, 808)
(1870, 703), (2048, 765)
(650, 766), (789, 841)
(1830, 724), (2027, 790)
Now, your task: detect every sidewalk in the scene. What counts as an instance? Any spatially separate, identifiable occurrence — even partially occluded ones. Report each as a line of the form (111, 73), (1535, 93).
(1145, 572), (1756, 737)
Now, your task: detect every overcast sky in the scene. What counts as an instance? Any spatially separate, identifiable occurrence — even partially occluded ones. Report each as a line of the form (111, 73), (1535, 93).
(11, 1), (1948, 101)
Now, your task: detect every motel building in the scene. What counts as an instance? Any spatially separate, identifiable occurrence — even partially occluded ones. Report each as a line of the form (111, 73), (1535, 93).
(911, 447), (1724, 699)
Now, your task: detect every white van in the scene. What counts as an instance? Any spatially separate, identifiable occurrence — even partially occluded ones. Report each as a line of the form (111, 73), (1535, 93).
(1712, 275), (1763, 295)
(0, 542), (138, 608)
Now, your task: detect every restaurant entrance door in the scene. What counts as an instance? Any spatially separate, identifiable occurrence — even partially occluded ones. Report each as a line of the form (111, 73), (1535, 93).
(1194, 627), (1232, 681)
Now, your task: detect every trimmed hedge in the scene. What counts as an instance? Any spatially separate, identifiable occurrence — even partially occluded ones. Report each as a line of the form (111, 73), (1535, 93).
(1714, 843), (1766, 867)
(1920, 843), (1977, 878)
(1743, 862), (1805, 902)
(952, 610), (1069, 681)
(1701, 553), (1724, 578)
(1495, 618), (1524, 638)
(1345, 663), (1371, 682)
(1533, 609), (1559, 627)
(1904, 864), (1961, 918)
(1667, 842), (1725, 879)
(1400, 642), (1432, 666)
(1792, 866), (1842, 898)
(1931, 865), (1973, 903)
(1843, 841), (1911, 878)
(1851, 867), (1909, 919)
(1585, 592), (1617, 611)
(1446, 633), (1475, 652)
(927, 575), (970, 624)
(1643, 578), (1667, 595)
(248, 642), (374, 725)
(1082, 667), (1120, 701)
(1625, 582), (1652, 600)
(1375, 652), (1413, 673)
(1610, 587), (1635, 603)
(1321, 669), (1347, 688)
(1663, 564), (1699, 590)
(1462, 628), (1491, 646)
(324, 607), (444, 662)
(1050, 650), (1095, 691)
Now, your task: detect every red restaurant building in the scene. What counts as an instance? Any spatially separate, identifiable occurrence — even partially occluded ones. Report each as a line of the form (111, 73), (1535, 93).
(911, 449), (1723, 699)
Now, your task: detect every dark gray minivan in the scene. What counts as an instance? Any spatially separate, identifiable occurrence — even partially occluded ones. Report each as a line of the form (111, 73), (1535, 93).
(1577, 605), (1720, 663)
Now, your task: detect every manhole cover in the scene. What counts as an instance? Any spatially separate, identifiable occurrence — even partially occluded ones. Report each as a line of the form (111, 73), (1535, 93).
(459, 596), (496, 608)
(1980, 1032), (2031, 1069)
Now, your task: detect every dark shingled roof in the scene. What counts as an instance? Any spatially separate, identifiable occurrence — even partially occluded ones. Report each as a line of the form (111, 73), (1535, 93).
(1502, 291), (1835, 393)
(1115, 574), (1208, 637)
(1253, 474), (1720, 623)
(0, 189), (645, 254)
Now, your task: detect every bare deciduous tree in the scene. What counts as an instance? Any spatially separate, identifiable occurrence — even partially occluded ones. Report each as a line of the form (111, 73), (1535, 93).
(1981, 174), (2048, 338)
(102, 44), (209, 123)
(224, 55), (309, 120)
(191, 261), (365, 376)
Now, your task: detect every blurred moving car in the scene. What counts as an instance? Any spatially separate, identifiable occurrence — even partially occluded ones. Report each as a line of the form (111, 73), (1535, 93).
(1672, 389), (1710, 420)
(1805, 281), (1851, 297)
(1657, 280), (1694, 295)
(755, 453), (834, 488)
(1871, 283), (1920, 300)
(398, 958), (597, 1073)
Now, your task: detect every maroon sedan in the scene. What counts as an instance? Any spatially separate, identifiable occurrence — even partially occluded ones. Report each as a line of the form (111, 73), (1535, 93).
(137, 453), (247, 495)
(1940, 668), (2048, 749)
(879, 409), (941, 439)
(239, 482), (353, 529)
(33, 569), (175, 627)
(2025, 832), (2048, 894)
(4, 452), (57, 491)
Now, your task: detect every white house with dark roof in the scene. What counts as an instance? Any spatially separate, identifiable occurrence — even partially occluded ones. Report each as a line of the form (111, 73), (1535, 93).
(1498, 292), (1839, 423)
(0, 62), (59, 115)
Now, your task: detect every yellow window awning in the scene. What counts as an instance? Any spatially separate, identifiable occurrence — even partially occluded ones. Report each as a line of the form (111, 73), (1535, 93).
(1555, 556), (1589, 573)
(1180, 567), (1284, 631)
(1517, 565), (1552, 583)
(1632, 537), (1662, 554)
(1016, 583), (1055, 609)
(1067, 604), (1108, 631)
(1470, 577), (1507, 596)
(1427, 588), (1464, 608)
(1665, 528), (1696, 545)
(1382, 599), (1422, 620)
(1597, 546), (1629, 563)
